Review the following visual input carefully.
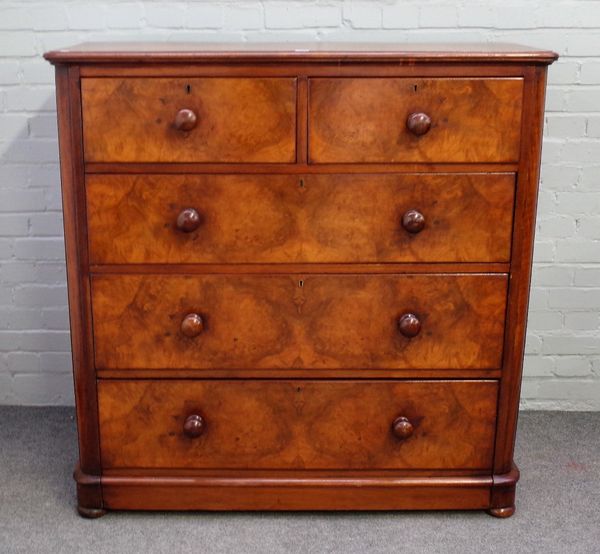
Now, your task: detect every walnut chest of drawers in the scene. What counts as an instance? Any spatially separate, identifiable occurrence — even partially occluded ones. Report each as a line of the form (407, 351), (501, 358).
(45, 43), (557, 518)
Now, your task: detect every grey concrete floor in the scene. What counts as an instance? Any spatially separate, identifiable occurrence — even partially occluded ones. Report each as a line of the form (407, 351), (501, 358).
(0, 407), (599, 554)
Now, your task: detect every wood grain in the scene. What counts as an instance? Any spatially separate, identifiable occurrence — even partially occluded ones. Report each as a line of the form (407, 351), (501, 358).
(91, 273), (508, 370)
(81, 77), (296, 163)
(44, 41), (559, 65)
(101, 474), (493, 511)
(98, 379), (498, 470)
(76, 63), (532, 80)
(494, 65), (550, 475)
(47, 43), (556, 515)
(489, 462), (520, 517)
(86, 173), (515, 264)
(54, 65), (104, 513)
(89, 263), (511, 275)
(309, 78), (523, 163)
(97, 368), (503, 380)
(85, 162), (520, 174)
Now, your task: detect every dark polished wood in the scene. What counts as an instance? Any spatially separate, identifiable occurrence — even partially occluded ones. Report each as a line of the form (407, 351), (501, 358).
(77, 506), (107, 518)
(406, 113), (432, 136)
(174, 108), (197, 132)
(48, 43), (555, 517)
(397, 313), (422, 338)
(180, 313), (204, 338)
(392, 416), (415, 440)
(183, 414), (205, 439)
(401, 209), (426, 234)
(175, 207), (201, 233)
(487, 506), (516, 518)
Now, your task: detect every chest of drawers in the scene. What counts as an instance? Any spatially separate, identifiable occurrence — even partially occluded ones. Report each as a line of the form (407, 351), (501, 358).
(45, 43), (557, 518)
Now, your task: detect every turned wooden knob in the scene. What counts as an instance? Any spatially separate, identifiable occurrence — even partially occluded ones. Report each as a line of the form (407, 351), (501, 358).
(174, 108), (197, 131)
(181, 313), (204, 338)
(176, 208), (201, 233)
(402, 210), (425, 234)
(392, 416), (414, 440)
(183, 414), (205, 438)
(398, 313), (421, 338)
(406, 112), (432, 136)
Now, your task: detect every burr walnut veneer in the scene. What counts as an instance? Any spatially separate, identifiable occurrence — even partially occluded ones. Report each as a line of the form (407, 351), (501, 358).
(45, 43), (557, 518)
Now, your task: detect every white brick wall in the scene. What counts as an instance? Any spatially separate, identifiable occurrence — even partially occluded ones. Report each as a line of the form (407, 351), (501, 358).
(0, 0), (599, 409)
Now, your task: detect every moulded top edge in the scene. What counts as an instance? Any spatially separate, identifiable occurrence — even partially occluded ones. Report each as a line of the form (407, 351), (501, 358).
(44, 42), (559, 65)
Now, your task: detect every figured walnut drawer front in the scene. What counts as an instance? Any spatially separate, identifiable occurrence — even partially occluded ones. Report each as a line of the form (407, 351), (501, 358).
(81, 78), (297, 163)
(87, 173), (515, 264)
(309, 78), (523, 163)
(98, 379), (498, 470)
(91, 274), (507, 370)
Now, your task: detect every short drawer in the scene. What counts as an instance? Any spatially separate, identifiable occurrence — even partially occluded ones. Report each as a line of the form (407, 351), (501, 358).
(309, 78), (523, 163)
(98, 379), (498, 470)
(91, 274), (507, 370)
(87, 173), (515, 264)
(81, 77), (297, 163)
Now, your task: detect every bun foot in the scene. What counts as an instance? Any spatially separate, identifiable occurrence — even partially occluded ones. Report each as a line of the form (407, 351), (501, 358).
(487, 505), (515, 518)
(77, 505), (107, 519)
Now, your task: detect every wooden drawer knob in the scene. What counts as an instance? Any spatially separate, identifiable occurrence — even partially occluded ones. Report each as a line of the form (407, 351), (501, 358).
(181, 313), (204, 338)
(174, 108), (197, 131)
(398, 313), (421, 338)
(183, 414), (205, 438)
(402, 210), (425, 234)
(176, 208), (201, 233)
(392, 416), (414, 440)
(406, 112), (432, 136)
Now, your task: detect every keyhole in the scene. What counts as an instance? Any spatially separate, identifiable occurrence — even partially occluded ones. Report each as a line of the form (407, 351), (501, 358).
(299, 178), (305, 188)
(298, 280), (304, 288)
(413, 84), (418, 92)
(186, 84), (192, 94)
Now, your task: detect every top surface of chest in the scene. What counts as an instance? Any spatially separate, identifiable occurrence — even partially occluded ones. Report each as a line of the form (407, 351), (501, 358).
(44, 41), (558, 64)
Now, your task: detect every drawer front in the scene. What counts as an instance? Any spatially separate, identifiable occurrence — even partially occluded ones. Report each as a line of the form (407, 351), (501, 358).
(92, 274), (507, 370)
(87, 173), (514, 264)
(81, 78), (297, 163)
(98, 379), (498, 470)
(309, 78), (523, 163)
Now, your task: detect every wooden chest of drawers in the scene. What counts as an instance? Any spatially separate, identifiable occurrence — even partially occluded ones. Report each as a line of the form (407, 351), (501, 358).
(45, 43), (557, 518)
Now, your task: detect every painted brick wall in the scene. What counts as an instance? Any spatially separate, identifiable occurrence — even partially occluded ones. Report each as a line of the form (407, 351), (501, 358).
(0, 1), (599, 409)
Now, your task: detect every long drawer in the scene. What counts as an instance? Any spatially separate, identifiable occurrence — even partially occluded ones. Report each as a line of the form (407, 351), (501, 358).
(86, 173), (515, 264)
(81, 77), (297, 163)
(91, 273), (508, 370)
(98, 379), (498, 470)
(309, 78), (523, 163)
